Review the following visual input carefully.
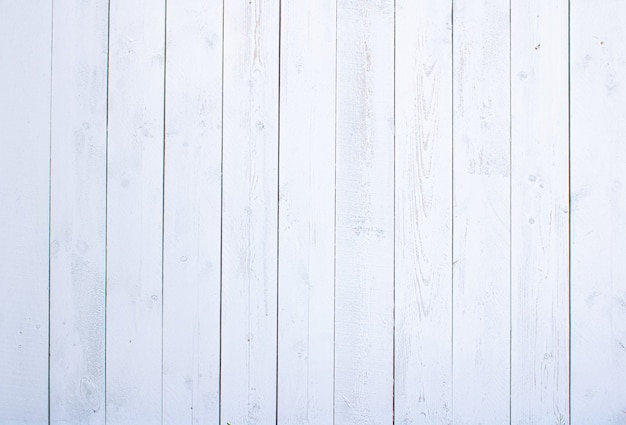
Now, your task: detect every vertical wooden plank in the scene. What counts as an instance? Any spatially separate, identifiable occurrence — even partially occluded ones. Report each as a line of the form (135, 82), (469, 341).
(277, 0), (336, 423)
(335, 0), (394, 423)
(162, 0), (222, 423)
(106, 0), (165, 423)
(452, 0), (510, 423)
(220, 0), (279, 423)
(49, 0), (109, 423)
(0, 3), (51, 424)
(510, 0), (569, 423)
(394, 0), (453, 423)
(571, 1), (626, 423)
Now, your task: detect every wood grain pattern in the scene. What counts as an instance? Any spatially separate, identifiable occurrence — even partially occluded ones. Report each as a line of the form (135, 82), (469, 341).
(277, 0), (336, 423)
(0, 3), (52, 424)
(510, 0), (569, 423)
(220, 0), (280, 423)
(335, 0), (395, 424)
(452, 0), (511, 423)
(162, 0), (223, 423)
(105, 1), (165, 423)
(5, 1), (626, 423)
(49, 0), (109, 422)
(571, 1), (626, 423)
(394, 1), (453, 424)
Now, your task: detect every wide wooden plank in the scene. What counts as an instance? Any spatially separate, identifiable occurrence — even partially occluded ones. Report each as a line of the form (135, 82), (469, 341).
(220, 0), (280, 423)
(570, 1), (626, 423)
(334, 0), (394, 424)
(452, 0), (510, 423)
(394, 0), (453, 423)
(510, 0), (569, 423)
(277, 0), (336, 423)
(162, 0), (223, 423)
(105, 1), (165, 423)
(49, 0), (109, 423)
(0, 3), (52, 424)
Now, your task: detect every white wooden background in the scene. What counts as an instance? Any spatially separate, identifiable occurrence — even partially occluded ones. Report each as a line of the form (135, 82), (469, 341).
(1, 0), (625, 424)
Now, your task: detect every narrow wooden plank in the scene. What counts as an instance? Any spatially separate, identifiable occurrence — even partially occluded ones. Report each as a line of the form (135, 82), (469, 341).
(105, 0), (165, 423)
(49, 0), (109, 422)
(334, 0), (394, 423)
(0, 3), (51, 424)
(571, 1), (626, 422)
(452, 0), (510, 423)
(510, 0), (569, 423)
(394, 0), (453, 423)
(162, 0), (222, 423)
(277, 0), (336, 423)
(220, 0), (280, 423)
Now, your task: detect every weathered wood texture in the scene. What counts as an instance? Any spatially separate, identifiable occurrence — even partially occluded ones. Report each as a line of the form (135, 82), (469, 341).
(511, 0), (570, 423)
(220, 0), (280, 424)
(162, 0), (223, 423)
(3, 0), (626, 423)
(571, 1), (626, 423)
(335, 1), (395, 424)
(452, 0), (511, 423)
(394, 0), (453, 424)
(277, 0), (336, 423)
(49, 0), (109, 423)
(105, 1), (165, 423)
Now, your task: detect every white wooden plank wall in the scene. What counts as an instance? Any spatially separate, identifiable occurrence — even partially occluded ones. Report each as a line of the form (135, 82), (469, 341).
(2, 1), (626, 424)
(0, 3), (52, 425)
(510, 0), (569, 423)
(570, 1), (626, 424)
(220, 0), (279, 424)
(49, 0), (108, 423)
(394, 0), (452, 423)
(452, 0), (511, 422)
(162, 0), (222, 423)
(335, 0), (394, 424)
(277, 0), (335, 423)
(105, 1), (165, 423)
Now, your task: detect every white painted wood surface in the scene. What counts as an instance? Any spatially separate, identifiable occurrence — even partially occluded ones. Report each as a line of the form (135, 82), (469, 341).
(510, 0), (570, 423)
(394, 0), (452, 424)
(220, 0), (279, 424)
(335, 1), (395, 424)
(49, 0), (109, 423)
(452, 0), (511, 423)
(105, 1), (165, 423)
(0, 3), (52, 424)
(3, 0), (626, 423)
(571, 1), (626, 423)
(277, 0), (335, 423)
(162, 0), (222, 424)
